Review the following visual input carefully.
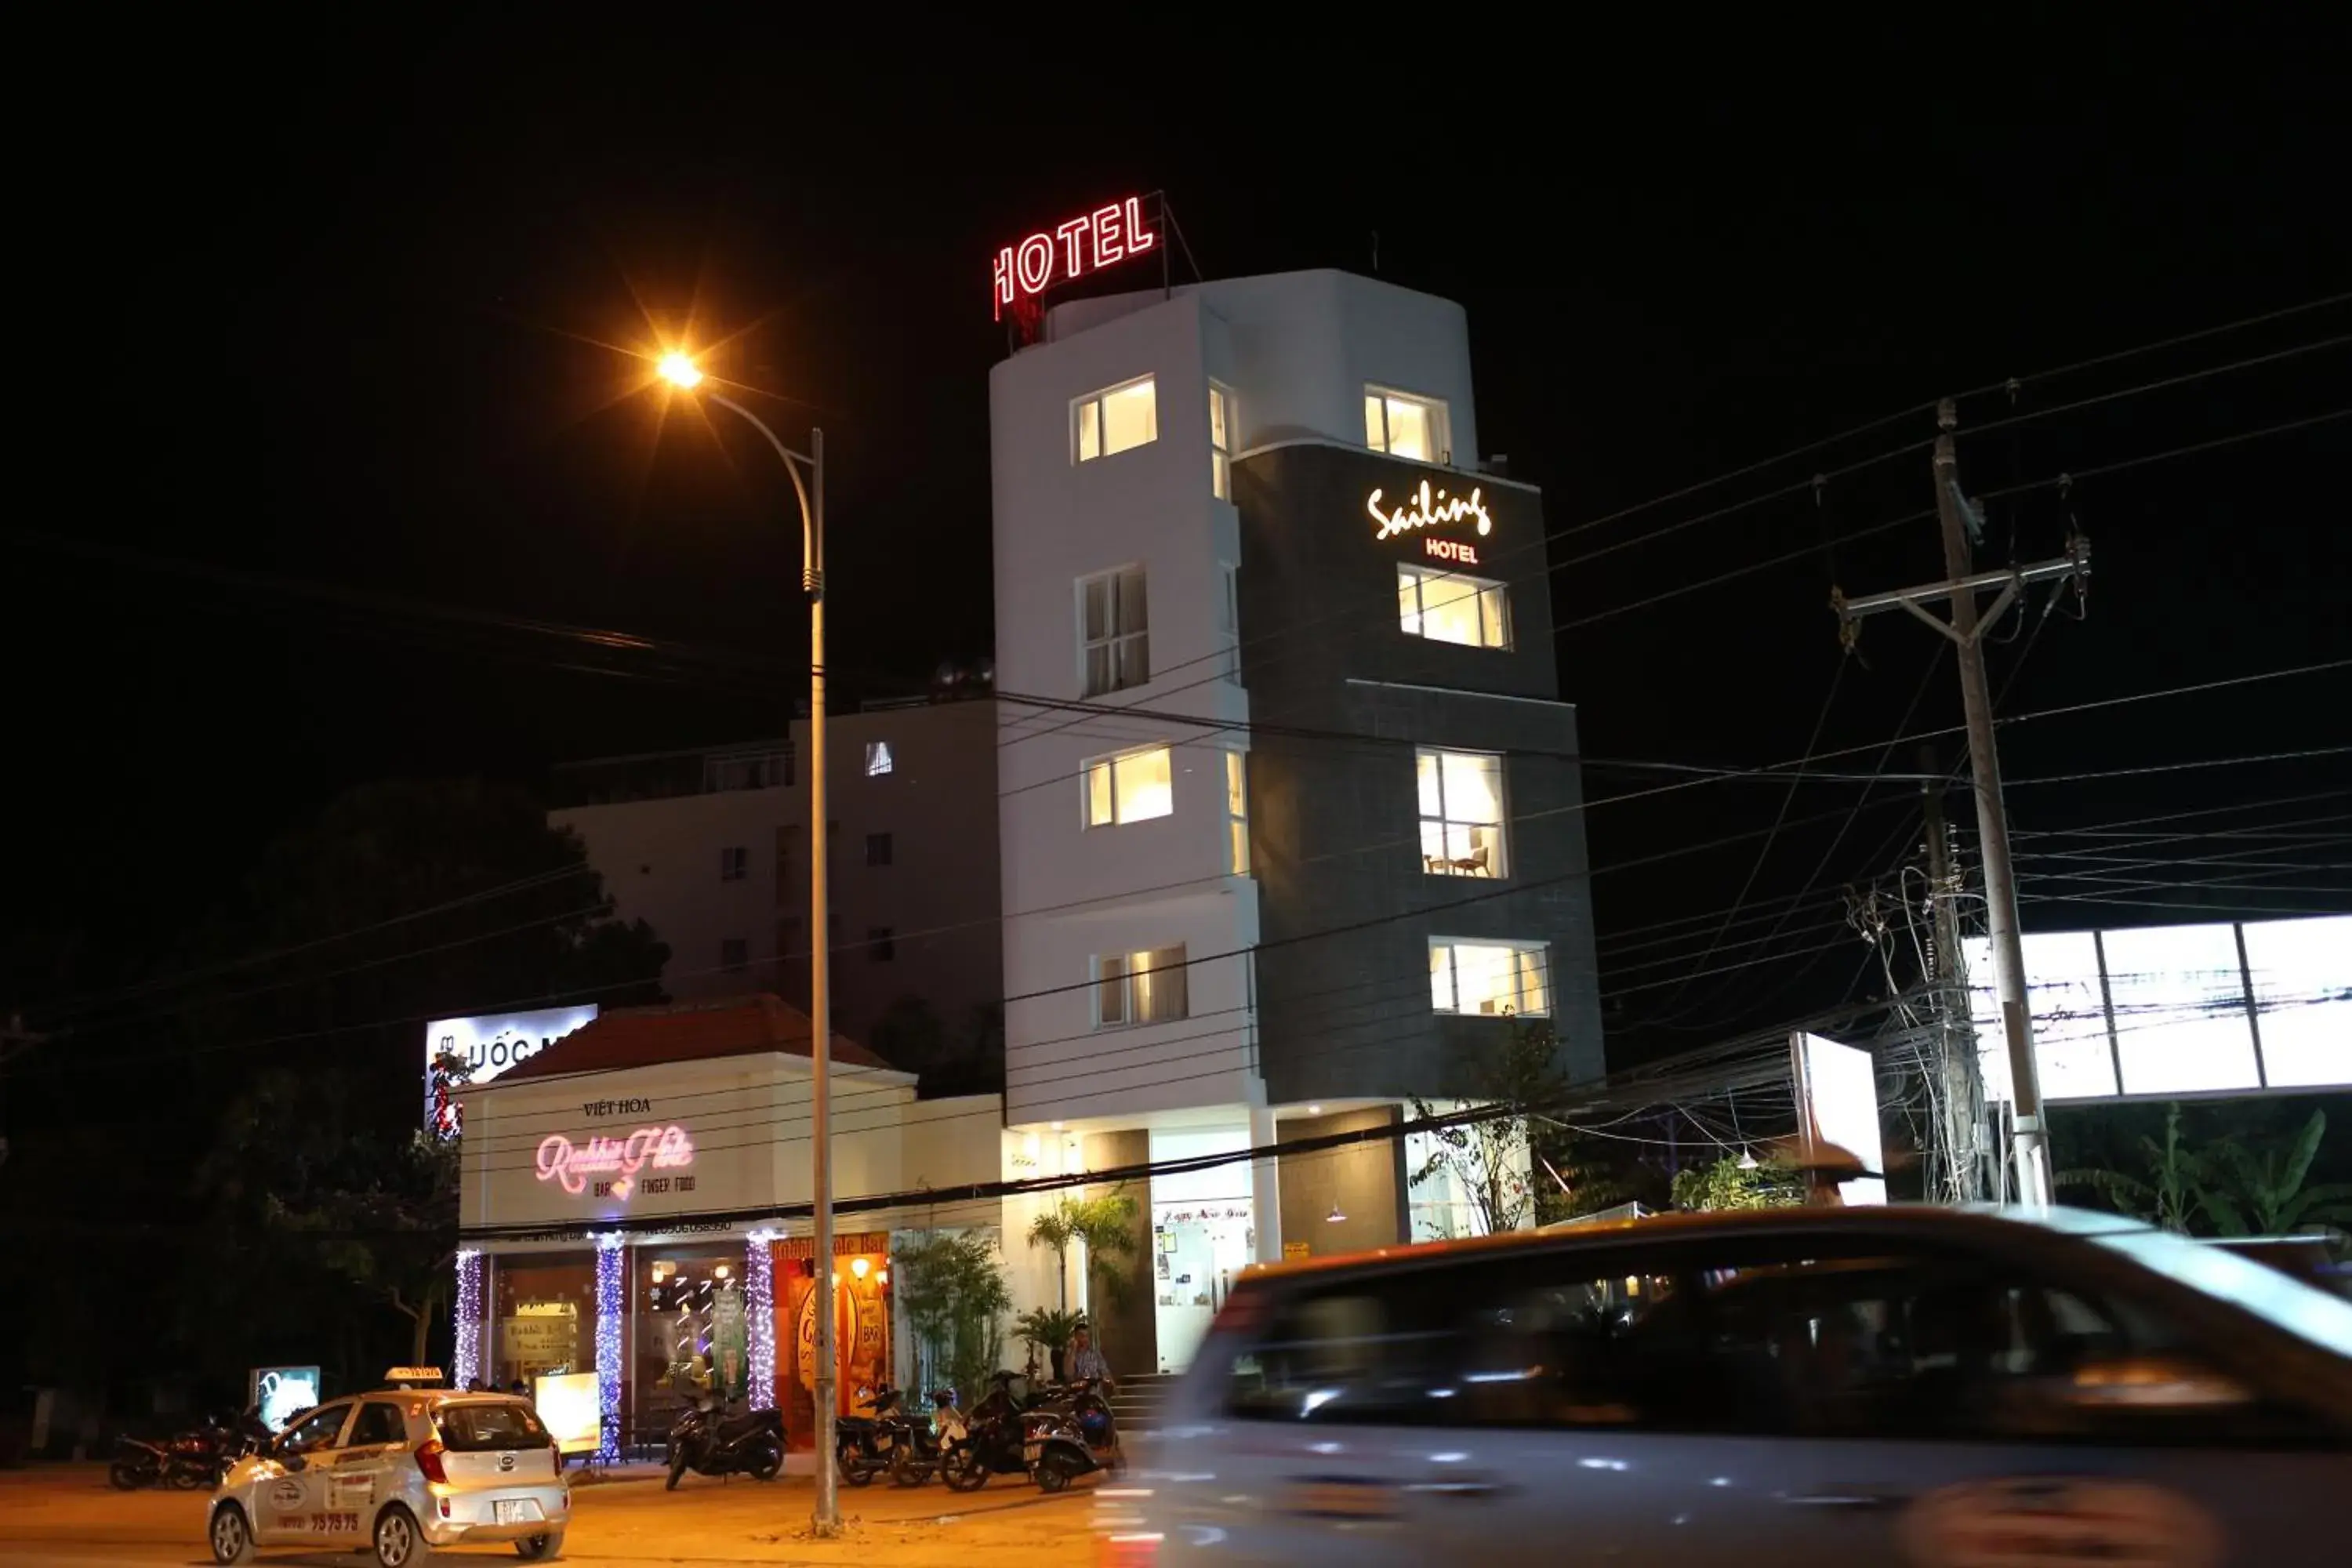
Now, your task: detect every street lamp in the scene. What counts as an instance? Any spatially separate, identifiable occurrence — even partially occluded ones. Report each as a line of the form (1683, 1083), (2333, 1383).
(657, 350), (840, 1534)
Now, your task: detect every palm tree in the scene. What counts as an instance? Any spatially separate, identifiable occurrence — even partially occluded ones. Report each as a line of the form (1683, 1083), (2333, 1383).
(1025, 1189), (1142, 1347)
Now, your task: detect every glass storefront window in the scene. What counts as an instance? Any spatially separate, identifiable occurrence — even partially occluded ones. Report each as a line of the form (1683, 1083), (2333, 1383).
(491, 1254), (598, 1395)
(633, 1248), (749, 1437)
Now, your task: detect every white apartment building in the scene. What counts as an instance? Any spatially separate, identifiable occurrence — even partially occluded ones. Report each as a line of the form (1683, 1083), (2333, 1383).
(548, 698), (1004, 1058)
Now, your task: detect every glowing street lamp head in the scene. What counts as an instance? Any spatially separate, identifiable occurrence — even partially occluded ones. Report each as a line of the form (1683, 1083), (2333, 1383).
(657, 351), (703, 389)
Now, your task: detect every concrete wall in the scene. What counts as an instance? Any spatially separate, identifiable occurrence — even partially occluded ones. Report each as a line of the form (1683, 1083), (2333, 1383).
(992, 292), (1260, 1124)
(1078, 1129), (1155, 1378)
(551, 700), (1004, 1052)
(1276, 1107), (1408, 1261)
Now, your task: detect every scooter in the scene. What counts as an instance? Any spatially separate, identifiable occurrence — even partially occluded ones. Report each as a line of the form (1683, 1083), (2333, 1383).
(887, 1389), (962, 1487)
(833, 1385), (906, 1488)
(941, 1372), (1048, 1493)
(664, 1396), (785, 1489)
(1024, 1379), (1123, 1494)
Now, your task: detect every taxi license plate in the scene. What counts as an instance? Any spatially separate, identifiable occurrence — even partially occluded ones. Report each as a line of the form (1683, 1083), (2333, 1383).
(494, 1501), (541, 1526)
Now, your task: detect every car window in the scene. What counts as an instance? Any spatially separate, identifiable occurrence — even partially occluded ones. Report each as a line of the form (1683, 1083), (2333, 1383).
(281, 1402), (352, 1454)
(1690, 1243), (2337, 1448)
(435, 1401), (550, 1452)
(348, 1403), (408, 1447)
(1222, 1247), (1695, 1428)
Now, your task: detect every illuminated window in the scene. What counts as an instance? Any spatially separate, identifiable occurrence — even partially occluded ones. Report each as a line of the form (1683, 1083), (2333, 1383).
(1225, 750), (1250, 875)
(1399, 564), (1510, 648)
(1430, 939), (1548, 1017)
(1083, 744), (1174, 828)
(1210, 382), (1236, 499)
(719, 846), (749, 883)
(1365, 387), (1449, 463)
(865, 740), (893, 776)
(1095, 945), (1189, 1027)
(1417, 749), (1506, 877)
(1079, 565), (1149, 696)
(1075, 375), (1159, 463)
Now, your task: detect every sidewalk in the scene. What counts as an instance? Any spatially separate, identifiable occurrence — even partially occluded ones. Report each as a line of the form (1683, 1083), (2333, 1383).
(0, 1463), (1101, 1566)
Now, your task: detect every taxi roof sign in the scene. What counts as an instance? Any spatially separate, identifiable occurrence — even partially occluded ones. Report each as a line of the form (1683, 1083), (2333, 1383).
(383, 1367), (446, 1387)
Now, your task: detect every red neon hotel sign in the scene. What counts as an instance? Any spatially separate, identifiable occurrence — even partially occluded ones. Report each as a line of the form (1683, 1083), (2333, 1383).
(535, 1125), (695, 1200)
(993, 195), (1157, 321)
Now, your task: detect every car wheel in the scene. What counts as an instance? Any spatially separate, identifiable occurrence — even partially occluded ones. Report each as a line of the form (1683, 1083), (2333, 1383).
(209, 1504), (255, 1565)
(373, 1504), (430, 1568)
(514, 1528), (564, 1561)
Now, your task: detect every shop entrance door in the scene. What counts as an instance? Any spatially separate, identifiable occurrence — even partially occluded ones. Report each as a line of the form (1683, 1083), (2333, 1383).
(1151, 1203), (1254, 1374)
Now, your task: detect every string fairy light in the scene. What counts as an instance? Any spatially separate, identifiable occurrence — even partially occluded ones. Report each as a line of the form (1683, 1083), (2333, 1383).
(452, 1250), (485, 1389)
(593, 1234), (625, 1463)
(745, 1230), (778, 1413)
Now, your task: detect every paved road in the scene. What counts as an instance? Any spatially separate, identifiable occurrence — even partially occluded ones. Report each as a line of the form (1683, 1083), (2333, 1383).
(0, 1466), (1102, 1568)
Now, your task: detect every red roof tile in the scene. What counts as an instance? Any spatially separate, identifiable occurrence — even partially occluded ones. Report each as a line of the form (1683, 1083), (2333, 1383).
(477, 993), (894, 1086)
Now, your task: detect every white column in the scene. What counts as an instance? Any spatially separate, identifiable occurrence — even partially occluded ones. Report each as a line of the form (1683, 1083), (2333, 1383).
(1249, 1104), (1283, 1264)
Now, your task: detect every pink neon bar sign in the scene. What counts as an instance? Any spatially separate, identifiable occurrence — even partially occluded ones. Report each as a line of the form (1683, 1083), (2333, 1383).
(535, 1125), (695, 1199)
(993, 195), (1156, 320)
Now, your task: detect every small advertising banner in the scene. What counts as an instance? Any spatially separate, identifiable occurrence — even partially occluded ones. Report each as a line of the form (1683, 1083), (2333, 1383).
(249, 1367), (322, 1432)
(712, 1288), (749, 1406)
(535, 1372), (601, 1456)
(500, 1304), (580, 1377)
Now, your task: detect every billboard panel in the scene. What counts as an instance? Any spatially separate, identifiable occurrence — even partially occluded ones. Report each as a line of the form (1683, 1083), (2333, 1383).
(1969, 914), (2350, 1104)
(1792, 1032), (1887, 1206)
(424, 1005), (597, 1132)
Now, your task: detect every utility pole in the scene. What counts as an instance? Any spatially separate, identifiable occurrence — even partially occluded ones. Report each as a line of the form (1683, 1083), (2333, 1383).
(1831, 398), (2088, 1205)
(1918, 750), (1986, 1202)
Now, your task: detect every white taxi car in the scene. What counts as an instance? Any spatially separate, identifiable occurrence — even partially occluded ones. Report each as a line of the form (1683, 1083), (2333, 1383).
(1118, 1206), (2352, 1566)
(208, 1370), (569, 1566)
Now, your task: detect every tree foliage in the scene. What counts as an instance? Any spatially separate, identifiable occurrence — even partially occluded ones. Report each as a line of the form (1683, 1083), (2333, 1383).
(2063, 1104), (2352, 1240)
(1411, 1018), (1561, 1236)
(1671, 1153), (1806, 1212)
(176, 779), (670, 1385)
(1026, 1187), (1142, 1348)
(891, 1229), (1011, 1403)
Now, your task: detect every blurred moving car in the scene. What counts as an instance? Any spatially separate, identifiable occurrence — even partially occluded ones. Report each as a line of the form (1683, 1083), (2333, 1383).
(2208, 1233), (2351, 1299)
(207, 1369), (569, 1567)
(1118, 1207), (2352, 1566)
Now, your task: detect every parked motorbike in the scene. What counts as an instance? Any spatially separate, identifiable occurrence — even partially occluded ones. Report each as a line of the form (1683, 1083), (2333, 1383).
(941, 1372), (1051, 1493)
(109, 1436), (169, 1491)
(833, 1385), (906, 1488)
(1023, 1379), (1123, 1494)
(664, 1396), (785, 1490)
(176, 1409), (272, 1489)
(886, 1389), (962, 1487)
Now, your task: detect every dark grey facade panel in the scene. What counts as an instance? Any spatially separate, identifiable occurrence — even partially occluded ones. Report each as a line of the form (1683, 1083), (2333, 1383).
(1233, 443), (1606, 1103)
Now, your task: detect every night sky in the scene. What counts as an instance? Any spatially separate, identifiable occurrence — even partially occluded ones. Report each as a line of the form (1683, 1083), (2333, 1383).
(9, 15), (2347, 1058)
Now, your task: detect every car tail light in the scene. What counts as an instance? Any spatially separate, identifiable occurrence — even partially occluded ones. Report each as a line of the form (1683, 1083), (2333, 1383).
(1098, 1535), (1161, 1567)
(413, 1439), (449, 1484)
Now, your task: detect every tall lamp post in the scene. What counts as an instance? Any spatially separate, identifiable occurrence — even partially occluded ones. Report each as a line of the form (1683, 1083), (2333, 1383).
(658, 352), (840, 1534)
